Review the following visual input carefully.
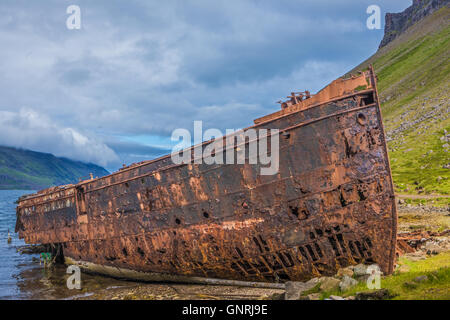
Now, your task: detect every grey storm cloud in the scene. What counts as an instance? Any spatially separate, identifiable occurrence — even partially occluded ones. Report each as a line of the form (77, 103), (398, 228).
(0, 0), (412, 170)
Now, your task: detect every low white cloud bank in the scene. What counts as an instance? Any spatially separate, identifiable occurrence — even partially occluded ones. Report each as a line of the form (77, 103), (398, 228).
(0, 108), (119, 167)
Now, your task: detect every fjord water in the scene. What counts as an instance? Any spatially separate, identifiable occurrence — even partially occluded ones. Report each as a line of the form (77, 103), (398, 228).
(0, 190), (34, 299)
(0, 190), (129, 299)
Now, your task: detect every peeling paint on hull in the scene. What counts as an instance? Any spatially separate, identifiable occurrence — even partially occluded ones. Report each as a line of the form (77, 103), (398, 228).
(16, 67), (397, 283)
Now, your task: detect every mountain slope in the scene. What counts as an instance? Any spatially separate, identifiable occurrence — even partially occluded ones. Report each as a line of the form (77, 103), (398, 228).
(351, 6), (450, 196)
(0, 146), (109, 190)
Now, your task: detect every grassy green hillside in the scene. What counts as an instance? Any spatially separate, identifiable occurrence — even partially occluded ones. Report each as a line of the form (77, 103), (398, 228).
(352, 7), (450, 198)
(0, 146), (109, 190)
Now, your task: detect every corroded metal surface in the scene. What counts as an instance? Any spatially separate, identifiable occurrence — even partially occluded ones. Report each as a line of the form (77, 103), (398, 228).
(16, 66), (397, 283)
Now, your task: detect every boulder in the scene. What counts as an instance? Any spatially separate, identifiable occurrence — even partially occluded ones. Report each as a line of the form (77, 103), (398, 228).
(355, 289), (393, 300)
(353, 264), (368, 277)
(336, 267), (354, 278)
(284, 281), (318, 300)
(413, 275), (428, 283)
(305, 277), (321, 286)
(269, 292), (285, 300)
(355, 274), (370, 283)
(339, 275), (358, 291)
(319, 277), (341, 292)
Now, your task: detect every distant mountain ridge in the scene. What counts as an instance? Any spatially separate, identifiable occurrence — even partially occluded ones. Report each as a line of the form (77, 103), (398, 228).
(380, 0), (449, 48)
(0, 146), (109, 190)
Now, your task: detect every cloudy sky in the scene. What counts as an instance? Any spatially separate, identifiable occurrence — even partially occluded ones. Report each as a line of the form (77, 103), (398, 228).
(0, 0), (411, 171)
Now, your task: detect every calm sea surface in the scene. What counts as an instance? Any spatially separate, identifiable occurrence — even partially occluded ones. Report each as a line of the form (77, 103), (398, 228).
(0, 190), (129, 300)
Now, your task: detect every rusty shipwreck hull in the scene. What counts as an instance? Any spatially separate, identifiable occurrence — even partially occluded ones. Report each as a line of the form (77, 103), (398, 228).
(15, 66), (397, 284)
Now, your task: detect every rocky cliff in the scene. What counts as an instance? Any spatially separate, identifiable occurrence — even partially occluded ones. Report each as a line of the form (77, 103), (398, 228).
(379, 0), (449, 48)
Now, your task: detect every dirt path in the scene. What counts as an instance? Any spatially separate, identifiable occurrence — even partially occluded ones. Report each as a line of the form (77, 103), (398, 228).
(397, 202), (449, 233)
(396, 194), (450, 199)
